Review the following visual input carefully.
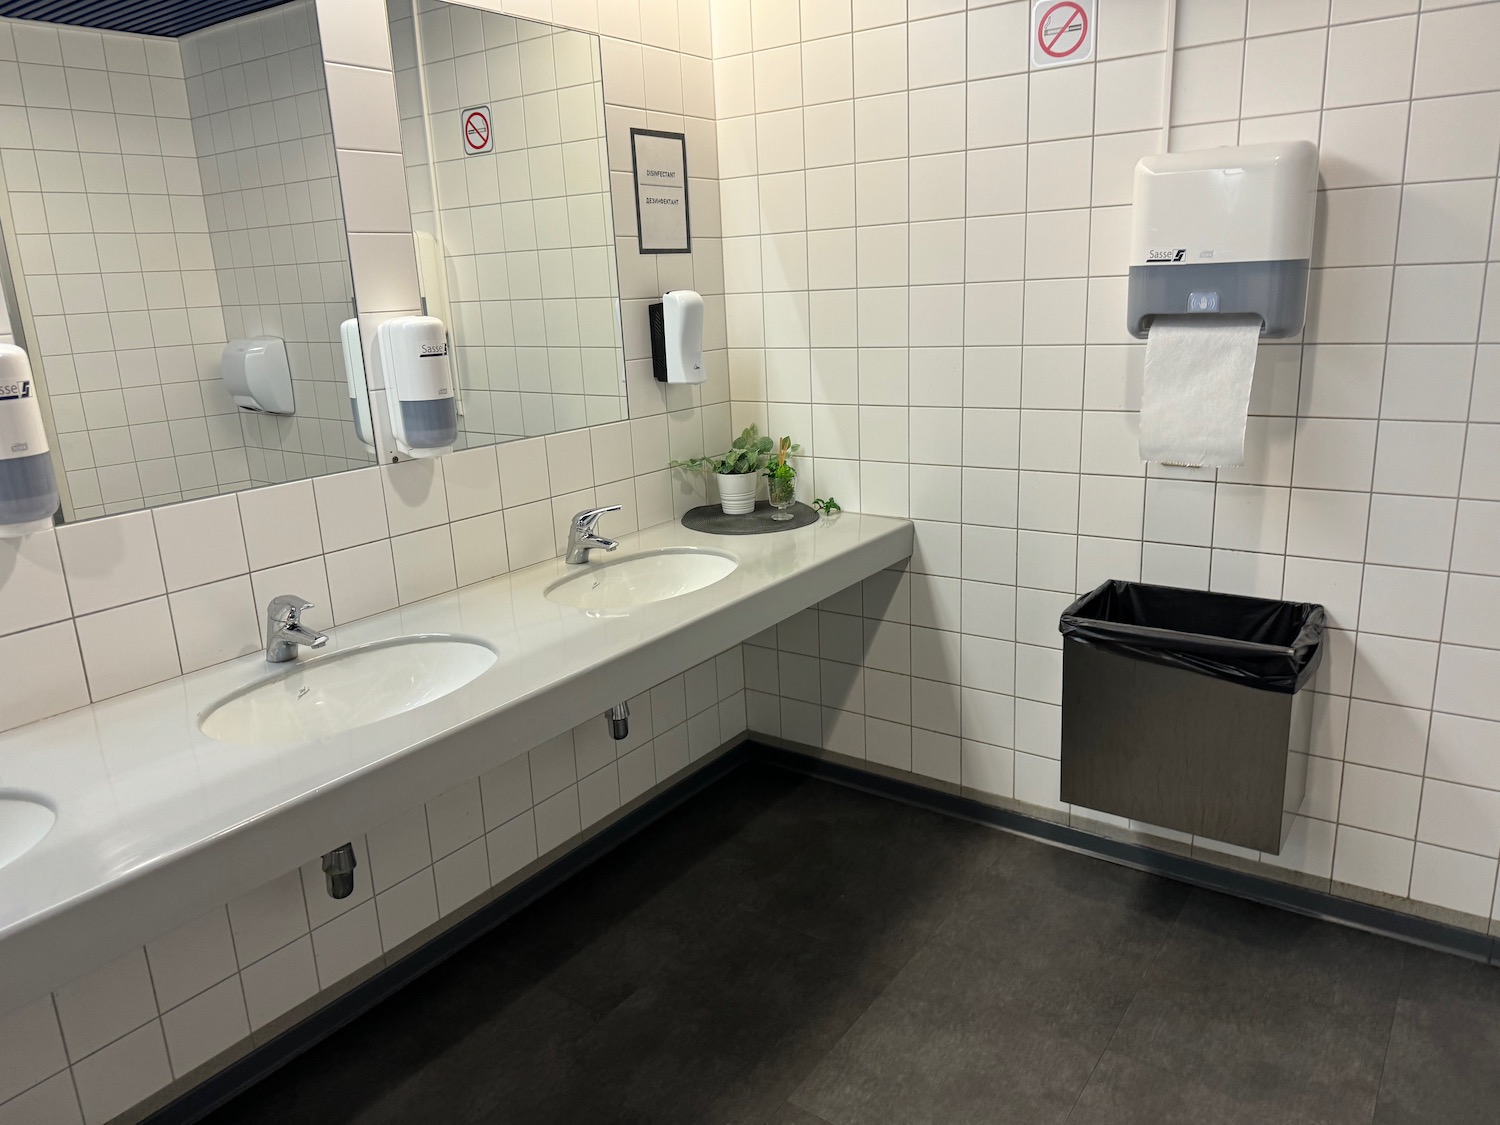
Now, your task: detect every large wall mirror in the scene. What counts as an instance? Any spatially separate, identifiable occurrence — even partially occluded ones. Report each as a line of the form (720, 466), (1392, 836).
(385, 0), (626, 447)
(0, 0), (372, 523)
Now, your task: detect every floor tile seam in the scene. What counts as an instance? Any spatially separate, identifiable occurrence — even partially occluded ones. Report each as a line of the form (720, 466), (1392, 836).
(1063, 888), (1195, 1120)
(1370, 943), (1411, 1124)
(779, 910), (946, 1121)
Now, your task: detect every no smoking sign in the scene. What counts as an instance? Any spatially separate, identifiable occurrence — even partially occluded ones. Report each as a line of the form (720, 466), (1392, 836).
(1032, 0), (1094, 68)
(462, 105), (491, 156)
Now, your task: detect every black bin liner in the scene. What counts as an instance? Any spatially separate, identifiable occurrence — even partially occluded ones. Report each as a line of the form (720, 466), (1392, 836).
(1059, 580), (1325, 694)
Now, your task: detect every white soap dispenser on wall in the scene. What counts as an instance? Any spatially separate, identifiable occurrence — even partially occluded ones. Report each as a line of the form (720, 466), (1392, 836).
(0, 344), (59, 536)
(649, 290), (705, 384)
(375, 315), (458, 458)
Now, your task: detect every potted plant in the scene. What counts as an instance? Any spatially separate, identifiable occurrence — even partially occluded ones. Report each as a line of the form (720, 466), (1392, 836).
(669, 424), (774, 514)
(766, 435), (800, 520)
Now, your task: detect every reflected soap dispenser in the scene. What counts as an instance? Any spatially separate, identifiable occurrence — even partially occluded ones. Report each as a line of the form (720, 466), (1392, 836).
(0, 344), (59, 536)
(340, 318), (376, 454)
(376, 315), (458, 458)
(649, 290), (705, 384)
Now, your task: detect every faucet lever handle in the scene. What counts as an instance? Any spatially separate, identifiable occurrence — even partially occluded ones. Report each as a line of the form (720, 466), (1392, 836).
(268, 594), (315, 623)
(573, 504), (622, 532)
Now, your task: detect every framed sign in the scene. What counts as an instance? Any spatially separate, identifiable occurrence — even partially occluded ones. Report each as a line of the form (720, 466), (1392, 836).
(630, 128), (691, 254)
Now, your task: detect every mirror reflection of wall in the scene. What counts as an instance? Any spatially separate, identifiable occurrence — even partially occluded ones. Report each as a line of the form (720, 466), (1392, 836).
(0, 0), (372, 524)
(386, 0), (626, 447)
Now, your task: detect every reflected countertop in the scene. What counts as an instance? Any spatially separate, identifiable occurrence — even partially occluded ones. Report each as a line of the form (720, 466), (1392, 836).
(0, 512), (913, 1011)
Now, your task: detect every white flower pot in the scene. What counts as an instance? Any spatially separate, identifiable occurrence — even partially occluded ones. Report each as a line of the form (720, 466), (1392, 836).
(716, 472), (758, 515)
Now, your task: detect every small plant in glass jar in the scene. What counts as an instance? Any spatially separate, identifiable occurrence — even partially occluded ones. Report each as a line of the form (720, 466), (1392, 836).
(766, 435), (800, 520)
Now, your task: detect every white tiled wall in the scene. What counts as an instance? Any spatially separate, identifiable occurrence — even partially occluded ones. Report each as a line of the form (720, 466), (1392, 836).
(729, 0), (1500, 933)
(389, 0), (629, 441)
(182, 0), (376, 486)
(0, 17), (240, 517)
(0, 657), (746, 1125)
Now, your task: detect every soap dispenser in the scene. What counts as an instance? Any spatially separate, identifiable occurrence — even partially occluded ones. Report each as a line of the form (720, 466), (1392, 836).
(649, 290), (705, 384)
(0, 344), (59, 536)
(376, 315), (458, 458)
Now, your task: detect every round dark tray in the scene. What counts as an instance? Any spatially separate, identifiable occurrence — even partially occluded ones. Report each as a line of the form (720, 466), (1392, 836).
(682, 500), (819, 534)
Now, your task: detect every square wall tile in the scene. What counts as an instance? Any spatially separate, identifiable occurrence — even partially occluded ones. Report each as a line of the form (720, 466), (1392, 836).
(0, 996), (68, 1105)
(442, 447), (502, 521)
(238, 482), (322, 571)
(0, 621), (89, 731)
(56, 509), (164, 616)
(152, 495), (247, 593)
(314, 468), (389, 552)
(54, 948), (158, 1063)
(75, 597), (180, 700)
(382, 458), (449, 535)
(145, 903), (241, 1024)
(337, 150), (413, 234)
(70, 1021), (171, 1125)
(325, 540), (399, 625)
(0, 530), (72, 637)
(169, 577), (260, 673)
(324, 63), (402, 152)
(391, 526), (457, 603)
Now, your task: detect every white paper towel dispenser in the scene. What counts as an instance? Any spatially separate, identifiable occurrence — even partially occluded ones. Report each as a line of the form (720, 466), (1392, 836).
(221, 337), (294, 414)
(1127, 141), (1318, 340)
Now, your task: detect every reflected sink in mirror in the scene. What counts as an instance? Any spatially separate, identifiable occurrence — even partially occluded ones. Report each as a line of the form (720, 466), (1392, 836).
(545, 549), (738, 612)
(199, 636), (498, 746)
(0, 795), (56, 871)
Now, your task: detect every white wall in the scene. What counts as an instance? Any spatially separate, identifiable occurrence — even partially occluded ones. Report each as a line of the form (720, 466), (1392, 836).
(723, 0), (1500, 932)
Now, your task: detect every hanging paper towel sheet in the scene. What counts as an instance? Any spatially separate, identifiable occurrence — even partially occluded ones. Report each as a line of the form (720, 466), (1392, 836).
(1139, 314), (1262, 468)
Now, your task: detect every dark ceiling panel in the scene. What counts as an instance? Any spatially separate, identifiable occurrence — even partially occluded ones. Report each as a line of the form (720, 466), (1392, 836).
(0, 0), (290, 38)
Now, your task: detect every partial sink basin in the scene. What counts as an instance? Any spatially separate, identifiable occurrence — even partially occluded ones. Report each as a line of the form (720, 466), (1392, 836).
(0, 795), (55, 871)
(545, 548), (738, 612)
(199, 636), (497, 746)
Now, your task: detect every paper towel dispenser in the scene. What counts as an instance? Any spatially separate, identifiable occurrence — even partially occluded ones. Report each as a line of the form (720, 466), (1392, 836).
(1127, 141), (1318, 340)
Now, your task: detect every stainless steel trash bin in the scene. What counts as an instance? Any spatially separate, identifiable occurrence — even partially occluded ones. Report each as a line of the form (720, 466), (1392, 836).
(1058, 581), (1325, 854)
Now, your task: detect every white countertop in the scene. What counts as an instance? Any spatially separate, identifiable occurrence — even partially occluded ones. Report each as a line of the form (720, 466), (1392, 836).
(0, 513), (912, 1012)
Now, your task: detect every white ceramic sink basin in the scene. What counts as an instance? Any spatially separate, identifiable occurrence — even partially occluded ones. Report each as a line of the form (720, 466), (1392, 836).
(199, 636), (497, 746)
(0, 795), (55, 870)
(545, 548), (738, 612)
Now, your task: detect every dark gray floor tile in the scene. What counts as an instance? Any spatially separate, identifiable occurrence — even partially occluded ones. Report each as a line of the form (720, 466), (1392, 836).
(1376, 947), (1500, 1125)
(1107, 889), (1405, 1124)
(936, 835), (1189, 965)
(734, 775), (1014, 969)
(545, 912), (891, 1125)
(205, 975), (596, 1125)
(1065, 1050), (1276, 1125)
(790, 939), (1109, 1125)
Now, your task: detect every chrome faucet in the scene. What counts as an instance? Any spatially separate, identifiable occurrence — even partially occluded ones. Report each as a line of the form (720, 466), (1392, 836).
(565, 505), (621, 564)
(265, 595), (329, 663)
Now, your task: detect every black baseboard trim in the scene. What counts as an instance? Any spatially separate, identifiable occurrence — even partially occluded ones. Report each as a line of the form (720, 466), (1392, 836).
(745, 738), (1500, 967)
(145, 732), (1497, 1123)
(144, 743), (750, 1125)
